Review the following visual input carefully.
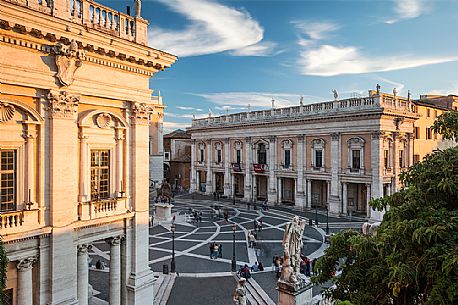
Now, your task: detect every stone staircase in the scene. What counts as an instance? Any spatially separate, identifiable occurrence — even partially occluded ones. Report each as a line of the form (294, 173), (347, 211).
(154, 274), (176, 305)
(234, 274), (276, 305)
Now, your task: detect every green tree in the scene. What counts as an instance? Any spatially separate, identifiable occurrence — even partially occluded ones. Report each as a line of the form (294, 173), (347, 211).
(313, 111), (458, 305)
(0, 237), (7, 305)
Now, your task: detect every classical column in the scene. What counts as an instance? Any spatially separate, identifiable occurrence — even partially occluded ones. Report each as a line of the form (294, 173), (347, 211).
(206, 140), (213, 195)
(392, 132), (399, 192)
(115, 130), (124, 197)
(306, 179), (312, 209)
(295, 135), (305, 207)
(371, 131), (385, 221)
(268, 136), (277, 204)
(407, 133), (414, 167)
(79, 134), (89, 202)
(277, 177), (282, 203)
(365, 184), (371, 218)
(190, 140), (197, 192)
(329, 133), (341, 213)
(77, 244), (92, 305)
(342, 182), (348, 216)
(243, 138), (252, 202)
(24, 128), (36, 204)
(107, 237), (121, 305)
(224, 138), (231, 196)
(17, 257), (36, 305)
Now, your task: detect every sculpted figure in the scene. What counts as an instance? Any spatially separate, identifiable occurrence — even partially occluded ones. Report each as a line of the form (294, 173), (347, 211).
(134, 0), (141, 17)
(281, 216), (305, 283)
(332, 89), (338, 100)
(376, 83), (381, 94)
(233, 278), (247, 305)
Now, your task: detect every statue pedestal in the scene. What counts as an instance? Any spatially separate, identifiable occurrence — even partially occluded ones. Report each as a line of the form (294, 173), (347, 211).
(155, 203), (173, 222)
(277, 278), (313, 305)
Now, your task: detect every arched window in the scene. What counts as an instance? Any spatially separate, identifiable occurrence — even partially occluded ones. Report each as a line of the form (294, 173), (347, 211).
(214, 142), (223, 164)
(399, 137), (407, 168)
(347, 137), (365, 172)
(257, 143), (267, 165)
(234, 140), (243, 164)
(281, 140), (293, 169)
(198, 142), (205, 163)
(311, 139), (325, 169)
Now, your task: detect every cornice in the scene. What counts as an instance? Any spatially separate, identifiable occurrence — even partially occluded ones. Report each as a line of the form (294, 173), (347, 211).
(0, 18), (173, 76)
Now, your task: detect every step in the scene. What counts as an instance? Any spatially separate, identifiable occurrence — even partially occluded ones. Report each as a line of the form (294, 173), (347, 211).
(155, 274), (176, 305)
(234, 274), (275, 305)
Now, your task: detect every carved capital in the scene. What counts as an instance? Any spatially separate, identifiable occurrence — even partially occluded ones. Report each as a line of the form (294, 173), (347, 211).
(0, 102), (15, 122)
(47, 90), (80, 119)
(77, 244), (92, 255)
(268, 136), (276, 143)
(331, 132), (339, 141)
(105, 236), (122, 246)
(371, 131), (384, 139)
(17, 256), (37, 271)
(131, 103), (151, 125)
(54, 40), (86, 87)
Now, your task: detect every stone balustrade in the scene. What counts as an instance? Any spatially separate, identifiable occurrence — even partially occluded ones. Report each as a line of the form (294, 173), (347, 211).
(3, 0), (52, 14)
(78, 197), (129, 221)
(0, 209), (41, 235)
(191, 94), (415, 128)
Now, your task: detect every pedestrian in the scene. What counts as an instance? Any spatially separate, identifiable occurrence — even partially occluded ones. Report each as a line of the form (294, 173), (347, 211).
(253, 220), (258, 231)
(218, 243), (223, 258)
(258, 219), (263, 232)
(199, 211), (203, 222)
(213, 191), (217, 200)
(251, 261), (259, 272)
(311, 258), (316, 275)
(247, 200), (251, 210)
(213, 244), (219, 259)
(248, 232), (256, 248)
(172, 214), (176, 224)
(258, 261), (264, 271)
(209, 242), (214, 259)
(224, 209), (229, 221)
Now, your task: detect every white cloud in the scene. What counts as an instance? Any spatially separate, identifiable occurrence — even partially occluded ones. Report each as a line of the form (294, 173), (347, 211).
(229, 41), (281, 57)
(149, 0), (277, 57)
(372, 75), (405, 94)
(192, 92), (323, 108)
(385, 0), (425, 24)
(298, 44), (458, 76)
(427, 81), (458, 96)
(176, 106), (203, 111)
(291, 20), (340, 40)
(165, 112), (207, 119)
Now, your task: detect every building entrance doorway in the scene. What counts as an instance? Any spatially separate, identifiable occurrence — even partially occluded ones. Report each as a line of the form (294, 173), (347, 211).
(256, 176), (268, 200)
(234, 174), (244, 197)
(281, 178), (295, 204)
(198, 171), (206, 192)
(215, 172), (224, 193)
(346, 183), (368, 215)
(311, 180), (327, 207)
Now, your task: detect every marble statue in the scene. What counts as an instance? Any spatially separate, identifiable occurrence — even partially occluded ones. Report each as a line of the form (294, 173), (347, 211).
(233, 278), (247, 305)
(280, 216), (305, 283)
(300, 96), (304, 106)
(271, 98), (275, 109)
(247, 104), (251, 112)
(134, 0), (141, 17)
(393, 87), (398, 97)
(332, 89), (338, 100)
(376, 83), (381, 94)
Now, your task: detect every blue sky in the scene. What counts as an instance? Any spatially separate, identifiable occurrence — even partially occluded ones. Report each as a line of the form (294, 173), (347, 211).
(101, 0), (458, 132)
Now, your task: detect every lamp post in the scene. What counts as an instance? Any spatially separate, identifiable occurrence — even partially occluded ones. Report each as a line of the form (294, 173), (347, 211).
(171, 224), (176, 273)
(233, 182), (236, 205)
(315, 202), (318, 226)
(326, 205), (329, 235)
(231, 223), (237, 272)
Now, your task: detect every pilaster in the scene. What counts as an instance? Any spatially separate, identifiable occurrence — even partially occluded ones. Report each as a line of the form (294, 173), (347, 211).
(206, 140), (213, 195)
(370, 131), (384, 221)
(17, 257), (37, 305)
(244, 137), (252, 201)
(268, 136), (277, 204)
(295, 135), (305, 207)
(190, 139), (197, 192)
(329, 132), (340, 213)
(223, 138), (231, 196)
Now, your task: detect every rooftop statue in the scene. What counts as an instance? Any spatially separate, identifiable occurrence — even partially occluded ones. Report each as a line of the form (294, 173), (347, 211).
(134, 0), (141, 17)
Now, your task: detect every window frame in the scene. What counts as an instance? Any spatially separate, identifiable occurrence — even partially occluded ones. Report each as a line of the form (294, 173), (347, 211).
(0, 150), (17, 212)
(90, 150), (111, 201)
(311, 139), (325, 170)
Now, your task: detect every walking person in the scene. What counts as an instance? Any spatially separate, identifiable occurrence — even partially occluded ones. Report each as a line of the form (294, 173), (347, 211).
(209, 242), (214, 259)
(258, 219), (263, 232)
(213, 243), (219, 259)
(218, 243), (223, 258)
(305, 257), (311, 276)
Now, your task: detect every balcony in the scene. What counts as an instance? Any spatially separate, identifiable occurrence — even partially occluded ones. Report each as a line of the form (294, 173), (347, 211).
(78, 197), (129, 221)
(0, 209), (42, 236)
(212, 161), (224, 168)
(253, 163), (268, 173)
(194, 161), (206, 167)
(231, 163), (244, 172)
(278, 164), (295, 171)
(346, 167), (365, 175)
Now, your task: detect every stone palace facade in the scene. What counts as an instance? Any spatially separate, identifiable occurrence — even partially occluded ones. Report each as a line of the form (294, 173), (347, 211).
(188, 90), (446, 221)
(0, 0), (176, 304)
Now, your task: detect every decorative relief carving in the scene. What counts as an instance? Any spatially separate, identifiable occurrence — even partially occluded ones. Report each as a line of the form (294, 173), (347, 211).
(47, 90), (80, 119)
(17, 256), (37, 271)
(131, 103), (151, 125)
(54, 39), (86, 87)
(0, 102), (15, 122)
(95, 112), (111, 128)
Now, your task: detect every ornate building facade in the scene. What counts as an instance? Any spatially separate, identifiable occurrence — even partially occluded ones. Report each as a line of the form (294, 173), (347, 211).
(0, 0), (176, 304)
(188, 90), (422, 221)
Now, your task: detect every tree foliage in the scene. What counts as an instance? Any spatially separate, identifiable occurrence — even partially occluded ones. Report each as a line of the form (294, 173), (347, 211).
(313, 111), (458, 305)
(0, 237), (7, 305)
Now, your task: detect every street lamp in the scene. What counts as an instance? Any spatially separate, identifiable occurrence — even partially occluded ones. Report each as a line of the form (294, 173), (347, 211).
(326, 205), (329, 235)
(315, 202), (318, 226)
(170, 224), (176, 273)
(233, 183), (236, 205)
(231, 222), (237, 272)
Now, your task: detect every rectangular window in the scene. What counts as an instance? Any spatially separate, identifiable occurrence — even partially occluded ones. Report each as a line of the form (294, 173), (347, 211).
(426, 128), (432, 140)
(200, 149), (204, 162)
(399, 150), (404, 168)
(426, 109), (430, 118)
(413, 154), (420, 164)
(384, 150), (389, 169)
(284, 150), (291, 168)
(0, 150), (16, 212)
(236, 150), (241, 164)
(351, 149), (361, 169)
(149, 137), (153, 156)
(434, 110), (437, 118)
(414, 127), (420, 139)
(217, 150), (222, 163)
(315, 149), (323, 168)
(91, 150), (110, 200)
